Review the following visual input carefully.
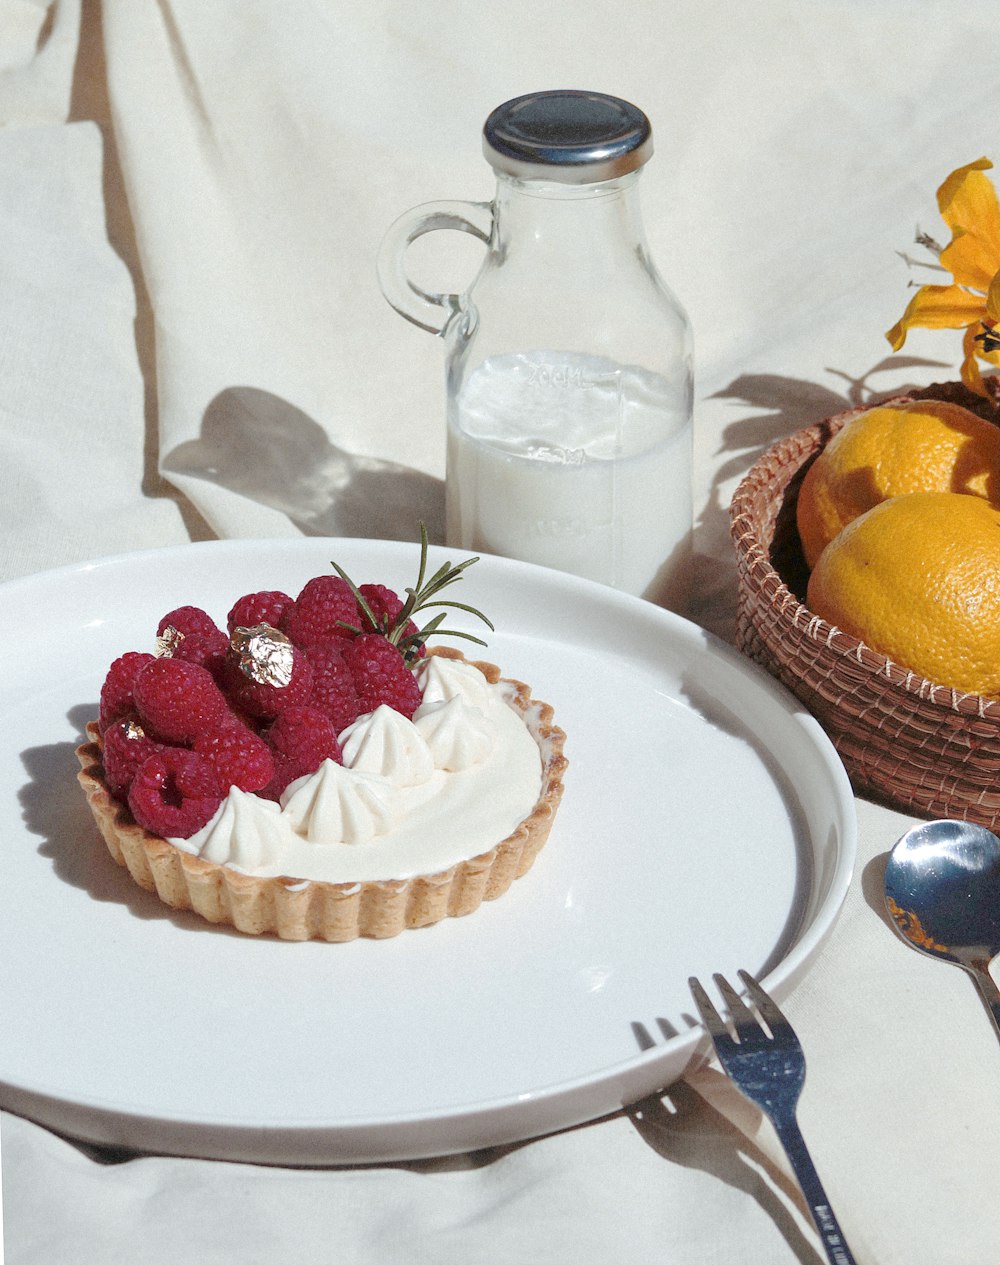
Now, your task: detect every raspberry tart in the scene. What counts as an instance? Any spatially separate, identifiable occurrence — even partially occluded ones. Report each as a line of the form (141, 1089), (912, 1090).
(75, 537), (566, 941)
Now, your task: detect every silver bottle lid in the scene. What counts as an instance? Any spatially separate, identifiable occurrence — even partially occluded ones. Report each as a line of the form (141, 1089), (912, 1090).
(483, 90), (653, 183)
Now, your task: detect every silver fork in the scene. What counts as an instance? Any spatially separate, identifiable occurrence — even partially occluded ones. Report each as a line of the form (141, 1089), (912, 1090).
(688, 970), (857, 1265)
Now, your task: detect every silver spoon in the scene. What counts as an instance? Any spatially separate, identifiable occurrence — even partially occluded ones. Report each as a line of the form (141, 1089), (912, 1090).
(884, 819), (1000, 1040)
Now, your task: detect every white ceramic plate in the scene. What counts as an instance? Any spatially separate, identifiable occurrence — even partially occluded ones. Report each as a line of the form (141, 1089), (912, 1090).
(0, 538), (855, 1164)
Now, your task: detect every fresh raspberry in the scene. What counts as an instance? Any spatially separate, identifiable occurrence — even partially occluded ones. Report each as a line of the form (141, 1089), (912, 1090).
(357, 583), (405, 633)
(262, 705), (342, 799)
(193, 724), (274, 794)
(267, 704), (342, 767)
(102, 717), (165, 801)
(227, 590), (294, 635)
(221, 643), (314, 719)
(343, 634), (422, 718)
(169, 628), (230, 675)
(99, 652), (156, 733)
(304, 643), (362, 732)
(156, 606), (222, 643)
(259, 755), (309, 802)
(127, 748), (223, 839)
(280, 576), (359, 650)
(356, 583), (424, 654)
(133, 658), (228, 743)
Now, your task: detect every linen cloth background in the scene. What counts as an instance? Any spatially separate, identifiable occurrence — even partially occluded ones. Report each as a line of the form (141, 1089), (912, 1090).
(2, 1), (1000, 1262)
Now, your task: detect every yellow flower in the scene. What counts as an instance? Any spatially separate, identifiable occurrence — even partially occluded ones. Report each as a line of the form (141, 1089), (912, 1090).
(886, 157), (1000, 394)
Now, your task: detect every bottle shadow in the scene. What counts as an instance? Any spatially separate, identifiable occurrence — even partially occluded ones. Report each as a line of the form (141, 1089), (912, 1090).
(688, 354), (950, 639)
(162, 386), (446, 543)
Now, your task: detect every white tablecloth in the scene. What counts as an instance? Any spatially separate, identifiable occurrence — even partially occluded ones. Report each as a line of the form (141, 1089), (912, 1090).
(3, 2), (1000, 1261)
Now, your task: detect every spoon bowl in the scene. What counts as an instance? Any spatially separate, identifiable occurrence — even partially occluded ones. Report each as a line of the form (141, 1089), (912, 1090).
(885, 819), (1000, 1040)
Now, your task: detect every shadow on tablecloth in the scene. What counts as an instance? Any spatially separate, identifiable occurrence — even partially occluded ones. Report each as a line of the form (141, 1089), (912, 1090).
(164, 386), (445, 544)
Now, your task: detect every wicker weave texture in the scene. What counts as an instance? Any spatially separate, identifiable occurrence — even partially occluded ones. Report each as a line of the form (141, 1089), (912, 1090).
(730, 398), (1000, 827)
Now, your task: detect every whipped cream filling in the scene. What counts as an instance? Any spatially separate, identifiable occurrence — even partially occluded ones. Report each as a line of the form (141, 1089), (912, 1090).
(171, 656), (544, 883)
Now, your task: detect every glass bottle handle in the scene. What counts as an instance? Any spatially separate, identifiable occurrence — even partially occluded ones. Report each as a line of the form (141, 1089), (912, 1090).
(377, 200), (493, 335)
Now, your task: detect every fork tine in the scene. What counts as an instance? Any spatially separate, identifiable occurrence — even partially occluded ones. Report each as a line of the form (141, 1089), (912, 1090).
(712, 972), (759, 1039)
(738, 968), (788, 1032)
(688, 976), (736, 1052)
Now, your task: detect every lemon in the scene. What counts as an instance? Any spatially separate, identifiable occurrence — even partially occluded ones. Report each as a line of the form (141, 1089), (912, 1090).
(796, 399), (1000, 568)
(806, 491), (1000, 696)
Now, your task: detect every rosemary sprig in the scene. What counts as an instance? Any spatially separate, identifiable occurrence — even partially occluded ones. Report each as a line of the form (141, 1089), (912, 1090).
(331, 524), (493, 664)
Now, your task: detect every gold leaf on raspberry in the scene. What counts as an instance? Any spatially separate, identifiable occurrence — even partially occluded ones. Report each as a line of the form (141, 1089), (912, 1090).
(155, 625), (185, 657)
(231, 623), (295, 687)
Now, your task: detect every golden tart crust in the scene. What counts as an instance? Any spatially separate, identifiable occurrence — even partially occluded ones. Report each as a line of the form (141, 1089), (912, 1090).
(75, 649), (567, 941)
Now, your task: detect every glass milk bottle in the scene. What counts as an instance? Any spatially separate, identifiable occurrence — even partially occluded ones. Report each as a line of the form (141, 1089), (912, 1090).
(378, 90), (693, 607)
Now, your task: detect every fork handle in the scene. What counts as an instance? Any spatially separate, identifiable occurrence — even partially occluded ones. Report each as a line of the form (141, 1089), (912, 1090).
(770, 1112), (857, 1265)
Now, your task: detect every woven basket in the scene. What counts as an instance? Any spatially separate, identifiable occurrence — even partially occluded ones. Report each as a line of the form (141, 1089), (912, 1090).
(730, 383), (1000, 827)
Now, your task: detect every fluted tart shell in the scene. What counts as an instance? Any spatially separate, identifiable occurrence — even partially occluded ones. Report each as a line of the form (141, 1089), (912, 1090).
(75, 649), (567, 941)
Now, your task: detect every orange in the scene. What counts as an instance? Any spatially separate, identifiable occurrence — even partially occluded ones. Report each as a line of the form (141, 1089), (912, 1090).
(806, 491), (1000, 696)
(795, 399), (1000, 568)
